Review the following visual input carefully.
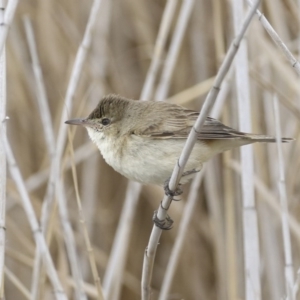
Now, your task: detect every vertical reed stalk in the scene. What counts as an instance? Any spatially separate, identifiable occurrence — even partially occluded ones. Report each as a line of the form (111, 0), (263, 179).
(233, 1), (261, 298)
(0, 1), (5, 296)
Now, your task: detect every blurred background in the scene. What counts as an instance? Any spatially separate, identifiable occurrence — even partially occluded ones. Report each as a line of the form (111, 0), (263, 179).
(4, 0), (300, 299)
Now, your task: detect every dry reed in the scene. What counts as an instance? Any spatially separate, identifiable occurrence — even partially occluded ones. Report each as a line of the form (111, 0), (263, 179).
(1, 0), (300, 299)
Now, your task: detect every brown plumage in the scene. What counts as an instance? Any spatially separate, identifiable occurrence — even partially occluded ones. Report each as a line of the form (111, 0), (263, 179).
(66, 94), (293, 185)
(87, 94), (292, 142)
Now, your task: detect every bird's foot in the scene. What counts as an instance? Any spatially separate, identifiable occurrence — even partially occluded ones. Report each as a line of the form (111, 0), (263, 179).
(164, 168), (200, 197)
(152, 210), (174, 230)
(164, 179), (183, 197)
(182, 168), (201, 178)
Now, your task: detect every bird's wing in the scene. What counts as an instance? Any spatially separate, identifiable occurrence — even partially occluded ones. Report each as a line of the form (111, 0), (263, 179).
(133, 108), (249, 140)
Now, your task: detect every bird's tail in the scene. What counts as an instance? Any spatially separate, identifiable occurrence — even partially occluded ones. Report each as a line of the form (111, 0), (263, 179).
(248, 134), (294, 143)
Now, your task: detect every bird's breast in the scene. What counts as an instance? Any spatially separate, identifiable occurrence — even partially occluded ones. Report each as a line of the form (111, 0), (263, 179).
(87, 128), (124, 169)
(87, 129), (221, 185)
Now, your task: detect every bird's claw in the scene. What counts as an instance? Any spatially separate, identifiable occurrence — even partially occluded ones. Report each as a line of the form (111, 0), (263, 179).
(182, 168), (200, 177)
(152, 210), (174, 230)
(164, 179), (183, 197)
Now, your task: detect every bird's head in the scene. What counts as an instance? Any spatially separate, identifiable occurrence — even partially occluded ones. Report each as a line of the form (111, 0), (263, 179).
(65, 94), (132, 142)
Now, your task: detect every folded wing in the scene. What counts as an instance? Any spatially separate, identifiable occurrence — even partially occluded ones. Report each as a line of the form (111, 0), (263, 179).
(135, 107), (249, 140)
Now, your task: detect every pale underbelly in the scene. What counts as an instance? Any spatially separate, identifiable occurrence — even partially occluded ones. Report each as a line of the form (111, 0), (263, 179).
(102, 136), (214, 185)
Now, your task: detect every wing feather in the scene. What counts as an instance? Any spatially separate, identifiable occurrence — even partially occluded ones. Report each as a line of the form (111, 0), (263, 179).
(133, 107), (249, 140)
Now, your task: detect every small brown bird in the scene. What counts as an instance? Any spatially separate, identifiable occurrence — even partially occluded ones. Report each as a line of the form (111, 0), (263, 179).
(65, 94), (293, 186)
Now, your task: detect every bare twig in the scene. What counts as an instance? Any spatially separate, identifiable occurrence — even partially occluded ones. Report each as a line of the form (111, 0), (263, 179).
(4, 267), (31, 300)
(246, 0), (300, 75)
(233, 1), (261, 298)
(42, 0), (103, 229)
(293, 269), (300, 299)
(155, 0), (195, 101)
(0, 0), (19, 57)
(23, 17), (58, 298)
(40, 0), (103, 233)
(140, 0), (179, 100)
(166, 76), (215, 105)
(102, 181), (142, 300)
(25, 143), (96, 193)
(80, 0), (111, 279)
(56, 179), (88, 300)
(0, 0), (6, 294)
(273, 95), (294, 299)
(4, 136), (67, 300)
(158, 69), (232, 299)
(23, 16), (55, 157)
(56, 0), (103, 162)
(158, 171), (204, 299)
(23, 14), (88, 299)
(141, 1), (261, 298)
(33, 1), (103, 298)
(67, 129), (104, 300)
(228, 159), (300, 241)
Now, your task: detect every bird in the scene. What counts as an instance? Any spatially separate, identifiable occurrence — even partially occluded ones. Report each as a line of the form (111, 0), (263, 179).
(65, 94), (293, 188)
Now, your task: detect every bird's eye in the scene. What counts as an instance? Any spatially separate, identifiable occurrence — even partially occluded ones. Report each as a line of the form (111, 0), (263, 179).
(101, 118), (111, 126)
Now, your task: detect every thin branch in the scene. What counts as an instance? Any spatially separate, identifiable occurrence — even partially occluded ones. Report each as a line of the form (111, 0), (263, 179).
(158, 170), (204, 299)
(158, 69), (232, 299)
(56, 179), (88, 300)
(0, 0), (19, 57)
(233, 0), (261, 298)
(56, 0), (103, 162)
(140, 0), (179, 100)
(68, 129), (104, 300)
(141, 1), (261, 298)
(40, 0), (103, 235)
(23, 18), (57, 298)
(25, 143), (96, 193)
(4, 267), (31, 300)
(80, 0), (111, 280)
(30, 246), (43, 300)
(155, 0), (195, 101)
(246, 0), (300, 75)
(293, 269), (300, 299)
(102, 181), (142, 300)
(227, 159), (300, 241)
(166, 76), (215, 105)
(273, 95), (294, 299)
(0, 0), (6, 294)
(23, 16), (56, 157)
(3, 136), (67, 300)
(33, 1), (103, 298)
(23, 14), (89, 300)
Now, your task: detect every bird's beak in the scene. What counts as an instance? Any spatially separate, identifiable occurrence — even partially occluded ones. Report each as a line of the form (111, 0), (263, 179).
(65, 118), (91, 126)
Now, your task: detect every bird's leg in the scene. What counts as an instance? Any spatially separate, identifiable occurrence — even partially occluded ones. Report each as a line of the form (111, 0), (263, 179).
(182, 168), (201, 178)
(163, 168), (200, 197)
(163, 179), (183, 197)
(157, 169), (201, 230)
(152, 202), (174, 230)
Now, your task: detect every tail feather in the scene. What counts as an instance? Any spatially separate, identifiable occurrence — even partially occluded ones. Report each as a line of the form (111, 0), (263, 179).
(248, 134), (295, 143)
